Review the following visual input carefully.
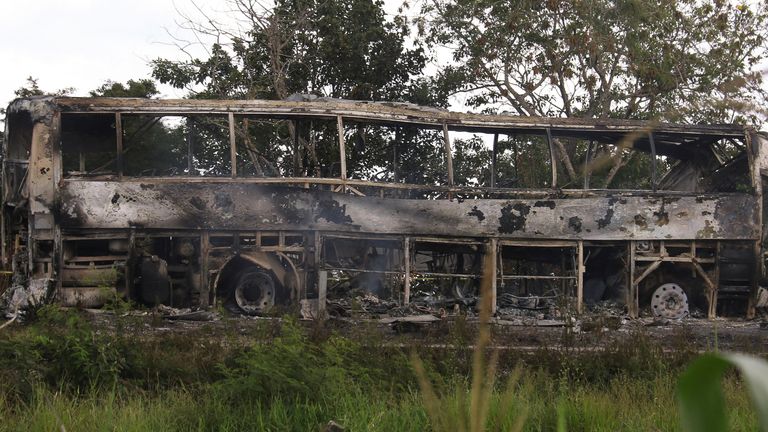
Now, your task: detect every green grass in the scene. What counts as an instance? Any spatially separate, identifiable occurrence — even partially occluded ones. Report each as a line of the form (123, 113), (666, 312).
(0, 308), (760, 431)
(0, 371), (756, 431)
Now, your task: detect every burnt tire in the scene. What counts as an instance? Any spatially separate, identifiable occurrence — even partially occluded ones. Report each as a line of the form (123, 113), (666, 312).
(224, 267), (284, 316)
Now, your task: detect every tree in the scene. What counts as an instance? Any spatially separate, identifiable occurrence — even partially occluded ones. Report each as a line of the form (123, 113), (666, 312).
(150, 0), (451, 183)
(90, 79), (159, 98)
(421, 0), (768, 186)
(152, 0), (428, 102)
(12, 76), (45, 98)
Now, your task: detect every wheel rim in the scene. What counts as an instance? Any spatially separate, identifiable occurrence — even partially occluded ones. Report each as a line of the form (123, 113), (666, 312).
(651, 283), (689, 319)
(234, 270), (276, 314)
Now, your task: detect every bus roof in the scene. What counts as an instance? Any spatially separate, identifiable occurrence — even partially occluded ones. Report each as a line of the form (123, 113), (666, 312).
(8, 95), (752, 159)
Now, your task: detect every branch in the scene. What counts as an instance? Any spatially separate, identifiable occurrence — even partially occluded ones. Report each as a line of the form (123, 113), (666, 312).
(552, 137), (577, 181)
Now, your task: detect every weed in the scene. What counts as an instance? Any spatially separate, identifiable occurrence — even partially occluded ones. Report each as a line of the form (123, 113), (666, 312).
(412, 247), (527, 432)
(0, 303), (764, 431)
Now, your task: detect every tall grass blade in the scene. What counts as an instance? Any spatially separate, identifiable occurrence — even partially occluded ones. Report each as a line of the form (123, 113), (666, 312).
(499, 366), (527, 432)
(411, 353), (447, 431)
(412, 242), (519, 432)
(556, 401), (567, 432)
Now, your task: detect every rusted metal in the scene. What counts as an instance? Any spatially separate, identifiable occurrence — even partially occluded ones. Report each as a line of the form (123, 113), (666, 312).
(711, 242), (721, 318)
(747, 132), (767, 318)
(499, 275), (577, 280)
(200, 230), (210, 307)
(318, 270), (328, 315)
(489, 238), (497, 315)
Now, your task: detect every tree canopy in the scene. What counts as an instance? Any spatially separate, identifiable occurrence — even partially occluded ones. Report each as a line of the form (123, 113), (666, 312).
(415, 0), (768, 186)
(151, 0), (433, 104)
(149, 0), (454, 184)
(89, 79), (159, 98)
(424, 0), (767, 124)
(142, 0), (767, 189)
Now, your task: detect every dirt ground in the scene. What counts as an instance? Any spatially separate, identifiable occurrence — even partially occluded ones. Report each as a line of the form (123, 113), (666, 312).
(81, 308), (768, 354)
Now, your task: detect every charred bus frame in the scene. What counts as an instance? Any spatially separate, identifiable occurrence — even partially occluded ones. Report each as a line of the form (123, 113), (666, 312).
(3, 96), (767, 318)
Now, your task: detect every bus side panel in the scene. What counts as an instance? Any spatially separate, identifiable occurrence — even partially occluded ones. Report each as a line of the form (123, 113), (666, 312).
(58, 182), (758, 241)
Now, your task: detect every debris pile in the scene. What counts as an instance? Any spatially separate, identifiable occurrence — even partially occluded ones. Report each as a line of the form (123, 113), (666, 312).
(326, 293), (448, 318)
(2, 280), (54, 319)
(156, 304), (217, 321)
(496, 292), (557, 319)
(0, 251), (48, 318)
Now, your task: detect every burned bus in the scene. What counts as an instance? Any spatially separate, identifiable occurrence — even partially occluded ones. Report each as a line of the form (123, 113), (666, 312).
(2, 96), (766, 319)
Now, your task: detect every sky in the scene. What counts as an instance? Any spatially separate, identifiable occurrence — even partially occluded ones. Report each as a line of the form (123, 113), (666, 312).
(0, 0), (238, 106)
(0, 0), (409, 109)
(1, 1), (765, 126)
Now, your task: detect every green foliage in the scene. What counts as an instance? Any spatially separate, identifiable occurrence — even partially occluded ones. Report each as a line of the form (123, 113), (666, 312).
(0, 368), (758, 432)
(101, 289), (133, 315)
(423, 0), (768, 125)
(13, 76), (45, 98)
(0, 311), (765, 431)
(90, 79), (159, 98)
(152, 0), (428, 103)
(217, 318), (410, 403)
(26, 308), (127, 391)
(0, 308), (127, 402)
(149, 0), (455, 183)
(452, 135), (554, 188)
(678, 352), (768, 432)
(12, 76), (75, 98)
(417, 0), (767, 187)
(218, 318), (344, 402)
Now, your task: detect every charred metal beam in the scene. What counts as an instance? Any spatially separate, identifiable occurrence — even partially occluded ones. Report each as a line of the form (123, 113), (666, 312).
(584, 140), (593, 189)
(115, 113), (123, 179)
(577, 240), (584, 313)
(629, 241), (637, 317)
(442, 123), (454, 186)
(200, 230), (210, 307)
(318, 270), (327, 316)
(292, 120), (301, 176)
(228, 112), (237, 178)
(489, 238), (497, 314)
(491, 133), (498, 188)
(649, 132), (657, 192)
(337, 115), (347, 181)
(404, 236), (411, 305)
(49, 97), (747, 139)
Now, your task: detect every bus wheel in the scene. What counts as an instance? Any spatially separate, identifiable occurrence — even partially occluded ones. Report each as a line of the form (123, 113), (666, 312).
(651, 283), (689, 320)
(232, 267), (278, 315)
